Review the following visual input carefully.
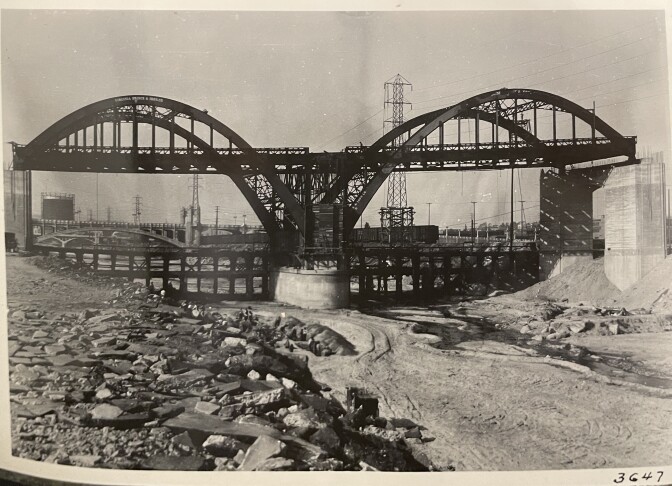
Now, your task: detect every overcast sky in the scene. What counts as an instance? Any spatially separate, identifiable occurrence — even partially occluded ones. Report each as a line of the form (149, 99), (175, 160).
(2, 8), (669, 227)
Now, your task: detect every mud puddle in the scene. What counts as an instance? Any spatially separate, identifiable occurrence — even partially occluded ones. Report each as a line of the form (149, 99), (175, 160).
(367, 307), (672, 390)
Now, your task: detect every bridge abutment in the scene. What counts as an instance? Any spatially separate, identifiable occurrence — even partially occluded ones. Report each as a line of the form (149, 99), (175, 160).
(603, 158), (667, 290)
(538, 169), (595, 280)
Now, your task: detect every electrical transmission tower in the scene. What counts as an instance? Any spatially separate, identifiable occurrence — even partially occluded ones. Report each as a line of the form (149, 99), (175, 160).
(190, 174), (201, 210)
(189, 174), (202, 224)
(380, 74), (414, 243)
(132, 195), (142, 225)
(187, 174), (202, 246)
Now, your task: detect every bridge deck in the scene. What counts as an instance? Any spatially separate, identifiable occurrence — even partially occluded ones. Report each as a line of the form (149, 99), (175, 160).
(13, 137), (635, 173)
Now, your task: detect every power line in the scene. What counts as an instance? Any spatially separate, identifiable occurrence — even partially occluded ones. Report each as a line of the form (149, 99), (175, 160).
(446, 203), (541, 228)
(416, 33), (660, 110)
(315, 109), (384, 150)
(414, 19), (656, 95)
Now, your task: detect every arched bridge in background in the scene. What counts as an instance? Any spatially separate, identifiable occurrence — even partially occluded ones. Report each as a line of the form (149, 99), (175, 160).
(12, 88), (637, 246)
(35, 226), (186, 249)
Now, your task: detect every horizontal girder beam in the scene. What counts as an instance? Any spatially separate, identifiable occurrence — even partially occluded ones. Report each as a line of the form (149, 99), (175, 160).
(14, 137), (636, 174)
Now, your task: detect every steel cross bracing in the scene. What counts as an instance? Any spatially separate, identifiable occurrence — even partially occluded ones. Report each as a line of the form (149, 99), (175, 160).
(12, 89), (637, 238)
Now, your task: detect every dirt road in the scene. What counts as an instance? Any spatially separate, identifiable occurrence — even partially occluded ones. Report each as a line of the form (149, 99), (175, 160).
(5, 255), (672, 471)
(275, 306), (672, 471)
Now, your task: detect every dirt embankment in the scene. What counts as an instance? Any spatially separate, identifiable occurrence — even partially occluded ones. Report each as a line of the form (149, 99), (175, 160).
(511, 256), (672, 313)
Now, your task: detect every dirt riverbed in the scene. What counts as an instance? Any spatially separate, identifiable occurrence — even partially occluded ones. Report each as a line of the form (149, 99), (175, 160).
(5, 255), (672, 471)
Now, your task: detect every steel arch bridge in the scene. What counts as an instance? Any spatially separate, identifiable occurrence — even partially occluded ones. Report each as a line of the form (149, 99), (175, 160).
(12, 88), (637, 240)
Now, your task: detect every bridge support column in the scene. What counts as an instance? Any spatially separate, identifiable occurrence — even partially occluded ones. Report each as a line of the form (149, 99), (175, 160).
(3, 169), (29, 250)
(539, 169), (595, 280)
(270, 267), (350, 309)
(603, 158), (667, 290)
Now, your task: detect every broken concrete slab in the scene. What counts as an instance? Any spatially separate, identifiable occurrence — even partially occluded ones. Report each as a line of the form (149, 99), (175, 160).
(163, 412), (282, 442)
(238, 435), (286, 471)
(43, 344), (67, 355)
(31, 330), (49, 340)
(195, 401), (221, 415)
(91, 403), (123, 421)
(283, 408), (333, 430)
(253, 457), (295, 471)
(69, 455), (102, 467)
(94, 412), (152, 429)
(92, 336), (117, 348)
(13, 400), (61, 418)
(202, 434), (247, 457)
(151, 404), (185, 420)
(237, 387), (289, 413)
(156, 368), (214, 387)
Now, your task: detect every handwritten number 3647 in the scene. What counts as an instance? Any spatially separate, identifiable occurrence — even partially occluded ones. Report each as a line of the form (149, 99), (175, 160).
(614, 472), (664, 483)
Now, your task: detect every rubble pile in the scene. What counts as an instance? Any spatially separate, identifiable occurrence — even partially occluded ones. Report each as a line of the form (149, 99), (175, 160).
(9, 299), (432, 471)
(30, 255), (147, 306)
(515, 304), (672, 341)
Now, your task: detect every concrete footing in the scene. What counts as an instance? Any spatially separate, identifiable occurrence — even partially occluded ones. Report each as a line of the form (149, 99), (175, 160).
(270, 267), (350, 309)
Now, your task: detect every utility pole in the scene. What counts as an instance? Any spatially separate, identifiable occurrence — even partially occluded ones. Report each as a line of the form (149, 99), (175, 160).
(471, 201), (477, 243)
(133, 195), (142, 225)
(242, 214), (247, 233)
(426, 202), (433, 225)
(509, 167), (514, 251)
(96, 173), (99, 221)
(106, 207), (111, 223)
(519, 200), (526, 239)
(215, 205), (220, 231)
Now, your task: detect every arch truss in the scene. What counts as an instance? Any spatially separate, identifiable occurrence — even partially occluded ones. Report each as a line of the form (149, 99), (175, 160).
(317, 88), (636, 232)
(12, 89), (637, 240)
(12, 95), (306, 234)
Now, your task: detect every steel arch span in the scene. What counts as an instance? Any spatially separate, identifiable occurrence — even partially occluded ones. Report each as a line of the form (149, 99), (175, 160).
(325, 88), (637, 233)
(11, 88), (638, 244)
(13, 95), (305, 234)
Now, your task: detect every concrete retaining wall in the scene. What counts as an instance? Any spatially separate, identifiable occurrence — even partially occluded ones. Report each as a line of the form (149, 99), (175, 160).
(270, 267), (350, 309)
(604, 161), (666, 290)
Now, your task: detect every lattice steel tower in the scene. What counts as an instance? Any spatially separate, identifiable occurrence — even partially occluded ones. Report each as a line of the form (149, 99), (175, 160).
(380, 74), (415, 243)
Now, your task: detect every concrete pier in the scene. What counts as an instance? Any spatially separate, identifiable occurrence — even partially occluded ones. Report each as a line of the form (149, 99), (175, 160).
(538, 170), (595, 280)
(270, 267), (350, 309)
(604, 159), (667, 290)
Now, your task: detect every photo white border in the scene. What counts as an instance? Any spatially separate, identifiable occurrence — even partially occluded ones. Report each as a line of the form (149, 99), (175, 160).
(0, 1), (670, 485)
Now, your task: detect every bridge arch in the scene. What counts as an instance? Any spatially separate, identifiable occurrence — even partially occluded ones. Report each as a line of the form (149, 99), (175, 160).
(18, 95), (305, 234)
(345, 88), (636, 230)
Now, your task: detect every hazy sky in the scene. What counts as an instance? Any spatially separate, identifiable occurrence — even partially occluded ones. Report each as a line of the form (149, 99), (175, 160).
(2, 8), (669, 227)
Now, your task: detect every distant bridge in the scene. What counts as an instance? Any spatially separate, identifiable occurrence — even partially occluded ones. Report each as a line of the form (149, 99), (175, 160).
(32, 218), (264, 246)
